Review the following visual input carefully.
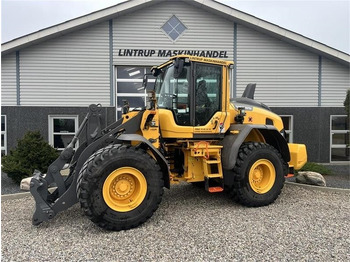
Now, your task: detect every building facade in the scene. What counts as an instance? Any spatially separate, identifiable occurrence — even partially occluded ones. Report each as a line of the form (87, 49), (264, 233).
(1, 0), (349, 163)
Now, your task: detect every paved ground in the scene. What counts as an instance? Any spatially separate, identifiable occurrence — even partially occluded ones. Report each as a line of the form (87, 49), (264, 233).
(323, 165), (350, 188)
(2, 184), (349, 261)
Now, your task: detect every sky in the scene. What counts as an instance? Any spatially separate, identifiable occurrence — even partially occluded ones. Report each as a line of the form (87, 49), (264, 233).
(1, 0), (349, 54)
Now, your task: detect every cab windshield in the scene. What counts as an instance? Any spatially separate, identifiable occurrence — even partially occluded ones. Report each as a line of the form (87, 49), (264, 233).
(155, 64), (190, 110)
(154, 61), (222, 126)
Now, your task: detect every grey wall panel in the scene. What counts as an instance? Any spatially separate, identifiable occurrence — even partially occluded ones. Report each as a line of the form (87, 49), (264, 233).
(273, 106), (347, 163)
(236, 25), (319, 107)
(113, 0), (234, 65)
(322, 58), (350, 107)
(20, 22), (110, 106)
(1, 54), (17, 105)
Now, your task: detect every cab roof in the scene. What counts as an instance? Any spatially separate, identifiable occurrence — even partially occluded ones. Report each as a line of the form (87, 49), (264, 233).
(154, 55), (234, 70)
(172, 55), (234, 67)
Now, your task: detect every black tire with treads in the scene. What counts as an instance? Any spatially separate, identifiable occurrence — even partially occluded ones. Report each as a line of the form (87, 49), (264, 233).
(231, 142), (286, 207)
(77, 144), (164, 231)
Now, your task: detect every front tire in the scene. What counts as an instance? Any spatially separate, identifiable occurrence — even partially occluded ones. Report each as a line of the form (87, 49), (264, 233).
(232, 142), (286, 207)
(77, 145), (164, 231)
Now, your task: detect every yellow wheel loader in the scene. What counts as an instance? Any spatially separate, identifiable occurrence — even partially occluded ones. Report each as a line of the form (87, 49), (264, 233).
(30, 55), (307, 231)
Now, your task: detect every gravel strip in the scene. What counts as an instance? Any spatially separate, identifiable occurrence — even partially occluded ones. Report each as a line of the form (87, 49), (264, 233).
(2, 184), (349, 261)
(1, 172), (22, 195)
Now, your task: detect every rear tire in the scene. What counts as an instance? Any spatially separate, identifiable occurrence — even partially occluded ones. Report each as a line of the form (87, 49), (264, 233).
(232, 142), (285, 207)
(77, 144), (164, 231)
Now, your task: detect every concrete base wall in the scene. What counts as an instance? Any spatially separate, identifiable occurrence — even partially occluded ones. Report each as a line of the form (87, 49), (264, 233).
(2, 106), (347, 163)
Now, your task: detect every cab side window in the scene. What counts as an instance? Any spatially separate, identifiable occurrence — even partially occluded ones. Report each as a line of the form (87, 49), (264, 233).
(195, 64), (222, 126)
(173, 66), (191, 125)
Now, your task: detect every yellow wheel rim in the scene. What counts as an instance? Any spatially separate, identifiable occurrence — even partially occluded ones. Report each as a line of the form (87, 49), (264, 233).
(103, 167), (147, 212)
(249, 159), (276, 194)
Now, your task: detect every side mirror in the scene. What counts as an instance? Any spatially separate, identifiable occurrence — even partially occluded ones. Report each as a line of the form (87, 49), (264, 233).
(174, 58), (184, 78)
(151, 67), (162, 77)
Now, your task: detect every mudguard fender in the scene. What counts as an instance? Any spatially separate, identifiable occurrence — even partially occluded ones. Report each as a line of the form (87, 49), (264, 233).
(118, 134), (170, 188)
(221, 124), (290, 170)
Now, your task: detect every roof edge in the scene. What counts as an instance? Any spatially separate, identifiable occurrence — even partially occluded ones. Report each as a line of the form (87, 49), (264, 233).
(1, 0), (155, 55)
(194, 0), (349, 65)
(2, 0), (349, 66)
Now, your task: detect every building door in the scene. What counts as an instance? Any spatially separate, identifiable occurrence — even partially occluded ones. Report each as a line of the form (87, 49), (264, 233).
(330, 115), (350, 162)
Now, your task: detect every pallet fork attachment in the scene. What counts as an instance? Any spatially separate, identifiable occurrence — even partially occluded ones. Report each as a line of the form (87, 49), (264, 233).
(30, 104), (105, 225)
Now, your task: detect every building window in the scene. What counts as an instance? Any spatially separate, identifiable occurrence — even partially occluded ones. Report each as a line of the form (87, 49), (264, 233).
(116, 67), (155, 119)
(49, 116), (78, 151)
(280, 115), (293, 143)
(330, 115), (349, 162)
(1, 115), (7, 155)
(161, 15), (187, 41)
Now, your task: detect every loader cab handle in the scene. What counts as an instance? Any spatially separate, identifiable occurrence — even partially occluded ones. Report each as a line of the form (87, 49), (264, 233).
(142, 73), (153, 90)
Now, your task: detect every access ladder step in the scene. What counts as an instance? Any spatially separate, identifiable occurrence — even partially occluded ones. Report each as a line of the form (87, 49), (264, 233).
(208, 187), (224, 193)
(204, 160), (221, 164)
(204, 177), (224, 193)
(205, 173), (222, 178)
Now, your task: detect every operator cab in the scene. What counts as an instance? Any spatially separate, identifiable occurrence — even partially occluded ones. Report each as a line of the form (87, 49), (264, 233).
(152, 57), (225, 130)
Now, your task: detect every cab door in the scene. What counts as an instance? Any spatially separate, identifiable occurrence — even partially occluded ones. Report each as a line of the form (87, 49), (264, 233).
(157, 63), (194, 138)
(158, 61), (228, 138)
(193, 63), (226, 135)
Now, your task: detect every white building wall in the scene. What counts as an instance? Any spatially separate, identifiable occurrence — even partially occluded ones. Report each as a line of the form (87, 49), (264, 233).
(113, 0), (234, 65)
(236, 24), (319, 107)
(2, 1), (349, 109)
(19, 22), (110, 106)
(1, 53), (17, 105)
(322, 58), (350, 107)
